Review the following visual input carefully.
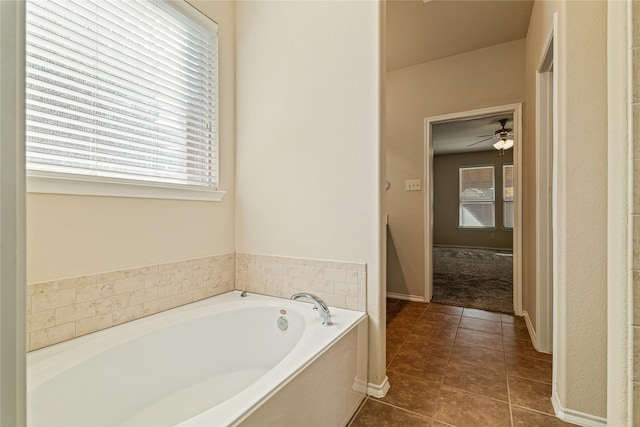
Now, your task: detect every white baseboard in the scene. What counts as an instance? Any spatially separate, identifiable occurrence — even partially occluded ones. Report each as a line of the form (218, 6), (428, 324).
(433, 244), (513, 252)
(352, 378), (367, 393)
(552, 391), (607, 427)
(386, 292), (426, 303)
(366, 376), (390, 398)
(522, 310), (539, 350)
(523, 310), (553, 355)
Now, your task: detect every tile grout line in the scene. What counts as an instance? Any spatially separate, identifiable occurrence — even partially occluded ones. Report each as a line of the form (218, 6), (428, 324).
(388, 302), (462, 424)
(507, 373), (552, 385)
(510, 403), (558, 418)
(430, 311), (514, 425)
(386, 304), (430, 366)
(346, 396), (369, 427)
(430, 308), (462, 424)
(383, 301), (440, 424)
(367, 399), (433, 422)
(503, 318), (515, 427)
(433, 314), (519, 424)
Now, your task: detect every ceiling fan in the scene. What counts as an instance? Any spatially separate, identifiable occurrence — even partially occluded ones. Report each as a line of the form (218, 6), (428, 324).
(467, 119), (514, 152)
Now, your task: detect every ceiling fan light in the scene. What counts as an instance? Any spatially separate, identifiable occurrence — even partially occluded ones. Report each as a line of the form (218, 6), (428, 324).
(493, 138), (514, 151)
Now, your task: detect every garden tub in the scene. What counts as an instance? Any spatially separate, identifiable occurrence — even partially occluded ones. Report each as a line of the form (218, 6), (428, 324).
(27, 291), (368, 426)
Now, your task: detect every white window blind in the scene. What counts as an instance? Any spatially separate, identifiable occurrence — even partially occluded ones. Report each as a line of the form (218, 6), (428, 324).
(503, 164), (514, 228)
(25, 0), (219, 196)
(459, 166), (495, 228)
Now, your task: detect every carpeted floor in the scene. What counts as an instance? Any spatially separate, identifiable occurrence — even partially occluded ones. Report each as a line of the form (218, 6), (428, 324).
(432, 246), (513, 313)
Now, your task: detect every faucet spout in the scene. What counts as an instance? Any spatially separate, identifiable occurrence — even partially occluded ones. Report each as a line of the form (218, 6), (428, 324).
(290, 292), (333, 326)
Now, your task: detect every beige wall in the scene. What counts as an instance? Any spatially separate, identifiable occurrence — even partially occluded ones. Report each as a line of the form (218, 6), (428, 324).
(550, 0), (608, 419)
(521, 0), (560, 342)
(433, 150), (514, 250)
(234, 1), (385, 388)
(386, 39), (525, 298)
(563, 0), (608, 418)
(26, 1), (236, 284)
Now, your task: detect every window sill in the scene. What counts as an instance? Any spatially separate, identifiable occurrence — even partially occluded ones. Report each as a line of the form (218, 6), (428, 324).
(458, 226), (497, 230)
(27, 174), (226, 202)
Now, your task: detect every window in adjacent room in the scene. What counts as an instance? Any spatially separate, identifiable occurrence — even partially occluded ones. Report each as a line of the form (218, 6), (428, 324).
(503, 164), (514, 228)
(459, 165), (495, 228)
(25, 0), (221, 201)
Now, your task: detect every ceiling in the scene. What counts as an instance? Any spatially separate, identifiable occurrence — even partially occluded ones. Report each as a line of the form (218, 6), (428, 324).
(432, 113), (514, 155)
(386, 0), (534, 71)
(387, 1), (529, 155)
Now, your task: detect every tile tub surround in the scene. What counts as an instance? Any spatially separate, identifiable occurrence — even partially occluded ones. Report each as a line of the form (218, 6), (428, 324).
(27, 253), (235, 351)
(235, 253), (367, 312)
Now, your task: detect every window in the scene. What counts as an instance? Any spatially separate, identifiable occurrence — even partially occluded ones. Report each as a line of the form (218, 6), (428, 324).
(25, 0), (221, 201)
(503, 164), (514, 228)
(459, 166), (495, 228)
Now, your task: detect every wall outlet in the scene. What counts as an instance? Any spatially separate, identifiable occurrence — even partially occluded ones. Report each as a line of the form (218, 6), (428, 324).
(405, 179), (422, 191)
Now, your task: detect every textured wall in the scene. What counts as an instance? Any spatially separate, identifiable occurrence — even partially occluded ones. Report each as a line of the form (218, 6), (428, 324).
(234, 0), (385, 389)
(385, 39), (525, 298)
(552, 0), (608, 418)
(631, 0), (640, 424)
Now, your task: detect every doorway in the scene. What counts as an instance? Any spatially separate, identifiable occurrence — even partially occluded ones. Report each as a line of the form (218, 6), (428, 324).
(424, 104), (523, 315)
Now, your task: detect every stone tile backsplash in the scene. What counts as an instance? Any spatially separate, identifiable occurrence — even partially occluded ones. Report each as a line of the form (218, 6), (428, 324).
(27, 252), (368, 351)
(235, 253), (367, 312)
(27, 253), (235, 351)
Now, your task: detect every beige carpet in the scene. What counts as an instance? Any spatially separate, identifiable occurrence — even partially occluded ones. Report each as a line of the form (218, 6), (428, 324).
(432, 246), (513, 313)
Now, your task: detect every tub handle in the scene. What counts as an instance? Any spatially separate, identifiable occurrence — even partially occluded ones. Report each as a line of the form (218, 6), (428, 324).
(290, 293), (333, 326)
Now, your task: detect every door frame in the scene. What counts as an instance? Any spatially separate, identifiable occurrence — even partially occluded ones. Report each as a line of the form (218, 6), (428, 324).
(535, 20), (557, 354)
(0, 1), (27, 424)
(424, 103), (523, 315)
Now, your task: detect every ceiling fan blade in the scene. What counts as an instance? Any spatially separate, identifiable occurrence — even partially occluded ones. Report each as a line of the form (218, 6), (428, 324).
(475, 134), (493, 138)
(467, 136), (495, 147)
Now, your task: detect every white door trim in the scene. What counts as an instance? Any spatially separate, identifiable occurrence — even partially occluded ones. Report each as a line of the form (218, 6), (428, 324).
(535, 21), (557, 354)
(424, 103), (523, 315)
(0, 1), (27, 425)
(605, 1), (631, 425)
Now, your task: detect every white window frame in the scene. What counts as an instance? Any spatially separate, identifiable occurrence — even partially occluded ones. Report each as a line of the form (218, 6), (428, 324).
(459, 165), (495, 229)
(25, 0), (224, 202)
(503, 164), (514, 229)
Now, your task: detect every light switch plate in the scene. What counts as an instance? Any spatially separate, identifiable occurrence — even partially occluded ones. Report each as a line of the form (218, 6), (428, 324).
(405, 179), (422, 191)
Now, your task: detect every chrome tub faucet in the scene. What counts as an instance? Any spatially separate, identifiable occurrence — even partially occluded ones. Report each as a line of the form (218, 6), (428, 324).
(290, 293), (333, 326)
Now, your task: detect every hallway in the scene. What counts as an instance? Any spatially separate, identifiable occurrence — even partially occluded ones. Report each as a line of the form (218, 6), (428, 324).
(349, 299), (575, 426)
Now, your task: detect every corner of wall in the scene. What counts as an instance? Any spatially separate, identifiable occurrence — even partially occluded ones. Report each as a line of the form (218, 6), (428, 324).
(608, 0), (633, 425)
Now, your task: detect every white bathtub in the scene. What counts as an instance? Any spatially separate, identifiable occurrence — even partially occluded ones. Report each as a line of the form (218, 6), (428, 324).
(27, 291), (368, 426)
